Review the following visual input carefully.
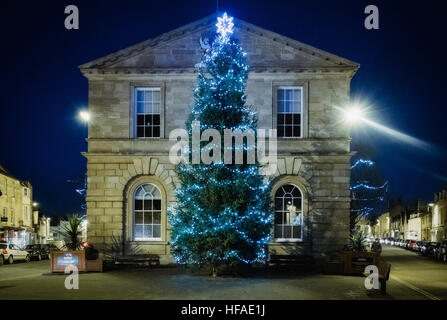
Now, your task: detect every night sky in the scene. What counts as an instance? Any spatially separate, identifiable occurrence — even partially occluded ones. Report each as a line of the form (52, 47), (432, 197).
(0, 0), (446, 216)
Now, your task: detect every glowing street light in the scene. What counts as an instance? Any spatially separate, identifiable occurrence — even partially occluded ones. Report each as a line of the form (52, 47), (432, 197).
(342, 104), (365, 125)
(79, 110), (90, 123)
(32, 202), (38, 207)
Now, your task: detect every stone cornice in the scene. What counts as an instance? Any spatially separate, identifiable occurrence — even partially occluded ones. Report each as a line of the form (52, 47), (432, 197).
(81, 66), (358, 79)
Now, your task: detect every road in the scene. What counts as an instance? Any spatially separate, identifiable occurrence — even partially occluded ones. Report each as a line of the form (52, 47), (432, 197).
(381, 245), (447, 300)
(0, 246), (446, 300)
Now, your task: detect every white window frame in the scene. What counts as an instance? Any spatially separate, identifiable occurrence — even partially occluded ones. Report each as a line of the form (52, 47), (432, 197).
(274, 184), (304, 242)
(134, 87), (162, 139)
(133, 183), (162, 242)
(276, 86), (304, 139)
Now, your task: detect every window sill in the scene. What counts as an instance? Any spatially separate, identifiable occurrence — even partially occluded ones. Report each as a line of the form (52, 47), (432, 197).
(131, 240), (166, 245)
(273, 239), (303, 243)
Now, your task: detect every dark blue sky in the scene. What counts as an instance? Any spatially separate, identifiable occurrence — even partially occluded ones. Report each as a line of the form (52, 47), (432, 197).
(0, 0), (446, 216)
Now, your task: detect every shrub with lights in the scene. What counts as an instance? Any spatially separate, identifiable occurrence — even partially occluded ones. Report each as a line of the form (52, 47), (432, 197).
(168, 13), (272, 276)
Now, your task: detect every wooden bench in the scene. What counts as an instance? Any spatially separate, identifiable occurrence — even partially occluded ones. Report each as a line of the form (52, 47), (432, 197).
(364, 260), (391, 295)
(269, 254), (314, 269)
(378, 261), (391, 295)
(114, 254), (160, 267)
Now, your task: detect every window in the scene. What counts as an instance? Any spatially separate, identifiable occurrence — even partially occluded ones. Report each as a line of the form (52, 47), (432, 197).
(24, 188), (28, 196)
(133, 184), (162, 241)
(274, 184), (303, 240)
(135, 88), (161, 138)
(277, 87), (302, 138)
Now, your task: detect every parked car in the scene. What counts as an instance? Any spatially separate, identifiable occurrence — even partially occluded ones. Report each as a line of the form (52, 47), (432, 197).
(413, 241), (423, 252)
(408, 240), (416, 250)
(24, 244), (59, 261)
(419, 241), (429, 255)
(430, 242), (442, 259)
(436, 240), (447, 262)
(424, 242), (440, 258)
(0, 242), (30, 264)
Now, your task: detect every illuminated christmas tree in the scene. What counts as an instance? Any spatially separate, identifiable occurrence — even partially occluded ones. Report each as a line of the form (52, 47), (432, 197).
(168, 13), (272, 276)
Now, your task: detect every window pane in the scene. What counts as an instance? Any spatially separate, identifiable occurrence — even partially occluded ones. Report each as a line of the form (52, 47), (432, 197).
(136, 126), (144, 137)
(137, 115), (145, 126)
(135, 199), (143, 210)
(138, 101), (148, 114)
(292, 226), (301, 239)
(274, 199), (282, 211)
(136, 90), (145, 102)
(153, 225), (161, 238)
(153, 200), (161, 210)
(143, 200), (152, 210)
(134, 226), (143, 239)
(285, 126), (292, 137)
(144, 213), (153, 225)
(135, 212), (143, 224)
(145, 115), (153, 126)
(274, 225), (283, 238)
(278, 89), (285, 101)
(143, 225), (153, 238)
(145, 127), (152, 137)
(278, 100), (286, 113)
(277, 114), (284, 125)
(153, 126), (160, 138)
(274, 212), (283, 224)
(277, 126), (285, 138)
(293, 126), (301, 137)
(153, 115), (160, 125)
(150, 102), (160, 114)
(293, 114), (301, 125)
(283, 226), (292, 238)
(153, 212), (161, 224)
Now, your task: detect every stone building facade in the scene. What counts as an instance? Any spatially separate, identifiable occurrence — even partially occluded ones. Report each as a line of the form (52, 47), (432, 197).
(80, 15), (359, 265)
(432, 189), (447, 242)
(0, 165), (33, 245)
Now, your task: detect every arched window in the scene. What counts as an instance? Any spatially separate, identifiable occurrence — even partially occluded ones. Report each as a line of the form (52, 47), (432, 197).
(274, 184), (303, 240)
(134, 184), (162, 241)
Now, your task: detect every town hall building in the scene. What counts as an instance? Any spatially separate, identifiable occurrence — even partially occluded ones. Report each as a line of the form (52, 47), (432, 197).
(80, 14), (359, 265)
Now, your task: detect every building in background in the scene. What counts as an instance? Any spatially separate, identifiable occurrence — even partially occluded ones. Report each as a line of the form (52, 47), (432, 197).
(389, 198), (407, 239)
(374, 212), (390, 238)
(0, 165), (34, 246)
(432, 188), (446, 242)
(31, 208), (51, 244)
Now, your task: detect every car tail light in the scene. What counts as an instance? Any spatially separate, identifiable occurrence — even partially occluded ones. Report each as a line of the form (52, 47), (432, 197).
(2, 249), (7, 254)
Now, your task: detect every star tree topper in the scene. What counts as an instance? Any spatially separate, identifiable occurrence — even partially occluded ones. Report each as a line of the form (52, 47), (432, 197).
(216, 12), (234, 39)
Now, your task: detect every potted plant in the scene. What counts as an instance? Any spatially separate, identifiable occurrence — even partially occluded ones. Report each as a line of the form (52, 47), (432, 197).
(50, 214), (87, 272)
(342, 230), (379, 275)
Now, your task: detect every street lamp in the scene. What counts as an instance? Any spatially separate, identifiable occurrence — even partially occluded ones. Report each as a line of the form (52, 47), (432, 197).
(79, 110), (90, 123)
(342, 104), (365, 125)
(32, 202), (38, 207)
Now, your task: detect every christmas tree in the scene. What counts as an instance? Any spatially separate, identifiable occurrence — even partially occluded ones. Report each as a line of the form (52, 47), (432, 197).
(350, 142), (388, 232)
(168, 13), (272, 276)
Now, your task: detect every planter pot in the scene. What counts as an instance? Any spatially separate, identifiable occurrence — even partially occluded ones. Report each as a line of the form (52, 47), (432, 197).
(341, 251), (379, 275)
(86, 259), (103, 272)
(50, 250), (86, 273)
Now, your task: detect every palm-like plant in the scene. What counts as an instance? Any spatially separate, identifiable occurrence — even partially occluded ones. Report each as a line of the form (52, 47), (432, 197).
(349, 230), (368, 252)
(62, 214), (85, 251)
